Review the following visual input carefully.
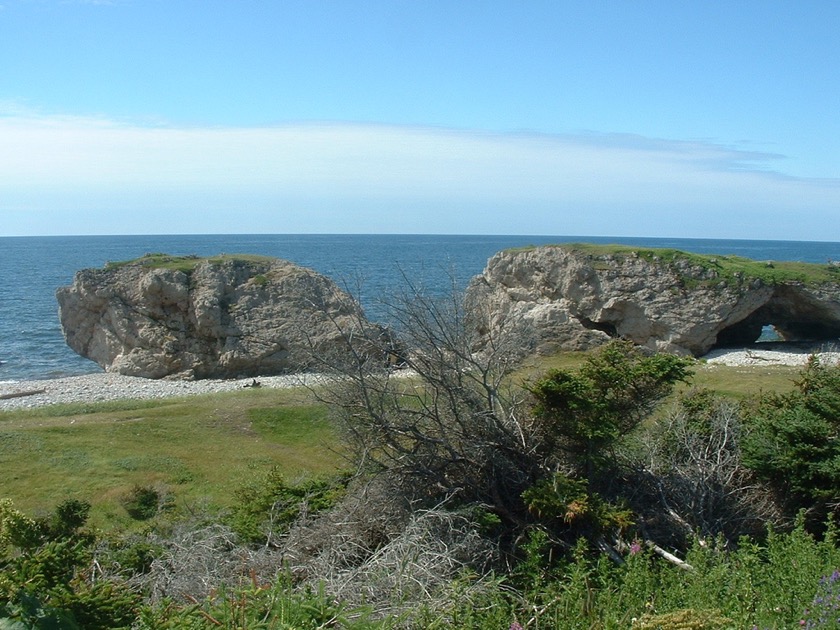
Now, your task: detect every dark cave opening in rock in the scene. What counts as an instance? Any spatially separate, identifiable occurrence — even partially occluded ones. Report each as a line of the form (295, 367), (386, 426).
(716, 315), (840, 349)
(579, 316), (618, 337)
(713, 285), (840, 350)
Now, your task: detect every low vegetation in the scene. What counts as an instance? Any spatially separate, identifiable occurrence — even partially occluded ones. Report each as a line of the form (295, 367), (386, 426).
(0, 388), (342, 529)
(3, 281), (840, 627)
(509, 242), (840, 287)
(103, 252), (276, 273)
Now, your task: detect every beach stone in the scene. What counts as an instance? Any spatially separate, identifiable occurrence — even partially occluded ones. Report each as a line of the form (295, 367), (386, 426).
(465, 245), (840, 357)
(56, 254), (375, 379)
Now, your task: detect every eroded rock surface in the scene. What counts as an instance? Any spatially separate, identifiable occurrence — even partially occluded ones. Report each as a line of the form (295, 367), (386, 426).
(57, 255), (373, 379)
(465, 245), (840, 357)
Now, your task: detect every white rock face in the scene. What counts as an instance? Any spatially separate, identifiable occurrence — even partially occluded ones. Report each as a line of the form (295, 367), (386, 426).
(57, 256), (373, 379)
(465, 246), (840, 357)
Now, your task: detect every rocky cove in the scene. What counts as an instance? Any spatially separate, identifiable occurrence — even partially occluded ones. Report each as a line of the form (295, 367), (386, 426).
(55, 247), (840, 375)
(2, 244), (840, 409)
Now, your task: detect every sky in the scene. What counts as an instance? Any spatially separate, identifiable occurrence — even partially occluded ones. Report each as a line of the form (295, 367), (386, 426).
(1, 1), (839, 240)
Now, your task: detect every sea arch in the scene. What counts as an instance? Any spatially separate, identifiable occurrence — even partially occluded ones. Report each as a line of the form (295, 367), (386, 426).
(714, 284), (840, 348)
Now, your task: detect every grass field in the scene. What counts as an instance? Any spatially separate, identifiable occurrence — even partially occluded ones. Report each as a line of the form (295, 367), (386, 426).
(0, 357), (804, 533)
(517, 350), (801, 398)
(0, 386), (344, 530)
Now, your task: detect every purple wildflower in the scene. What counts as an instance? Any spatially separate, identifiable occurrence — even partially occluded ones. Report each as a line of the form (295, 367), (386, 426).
(801, 570), (840, 628)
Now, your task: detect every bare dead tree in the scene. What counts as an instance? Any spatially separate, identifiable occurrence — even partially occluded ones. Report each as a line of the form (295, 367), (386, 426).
(304, 271), (541, 528)
(300, 273), (769, 569)
(634, 394), (781, 547)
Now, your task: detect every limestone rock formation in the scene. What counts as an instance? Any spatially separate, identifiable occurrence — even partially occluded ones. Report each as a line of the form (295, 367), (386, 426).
(57, 254), (373, 379)
(465, 245), (840, 357)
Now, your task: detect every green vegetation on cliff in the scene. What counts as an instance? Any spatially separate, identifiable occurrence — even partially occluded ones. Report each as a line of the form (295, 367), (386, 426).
(509, 242), (840, 287)
(104, 252), (276, 273)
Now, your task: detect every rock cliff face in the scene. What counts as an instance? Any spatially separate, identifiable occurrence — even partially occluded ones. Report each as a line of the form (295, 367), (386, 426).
(57, 254), (372, 379)
(465, 245), (840, 357)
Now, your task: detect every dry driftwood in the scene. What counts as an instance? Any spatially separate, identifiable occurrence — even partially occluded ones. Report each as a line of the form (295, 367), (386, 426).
(0, 388), (46, 400)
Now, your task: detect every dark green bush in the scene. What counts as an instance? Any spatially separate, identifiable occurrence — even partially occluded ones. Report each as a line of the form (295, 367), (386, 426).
(742, 356), (840, 524)
(523, 473), (633, 542)
(121, 485), (170, 521)
(1, 499), (138, 629)
(229, 467), (349, 544)
(529, 340), (692, 484)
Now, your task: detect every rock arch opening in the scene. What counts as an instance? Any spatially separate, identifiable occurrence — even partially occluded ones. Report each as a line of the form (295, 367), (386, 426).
(714, 285), (840, 349)
(757, 325), (783, 343)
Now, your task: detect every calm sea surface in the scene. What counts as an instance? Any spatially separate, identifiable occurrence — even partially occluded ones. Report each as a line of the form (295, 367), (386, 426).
(1, 234), (838, 382)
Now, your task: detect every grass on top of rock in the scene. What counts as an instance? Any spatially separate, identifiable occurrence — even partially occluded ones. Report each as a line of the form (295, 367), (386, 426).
(103, 252), (278, 273)
(507, 242), (840, 287)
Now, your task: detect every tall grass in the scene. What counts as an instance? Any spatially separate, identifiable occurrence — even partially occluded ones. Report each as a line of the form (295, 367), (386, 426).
(395, 520), (840, 629)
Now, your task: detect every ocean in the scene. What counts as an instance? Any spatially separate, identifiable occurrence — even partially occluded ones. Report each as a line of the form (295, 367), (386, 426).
(1, 234), (838, 382)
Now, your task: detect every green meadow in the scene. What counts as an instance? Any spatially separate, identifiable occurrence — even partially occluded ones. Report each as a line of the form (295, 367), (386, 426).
(0, 386), (344, 530)
(0, 357), (800, 532)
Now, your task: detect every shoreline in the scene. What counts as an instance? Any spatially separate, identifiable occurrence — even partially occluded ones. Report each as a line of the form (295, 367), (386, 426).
(0, 372), (324, 411)
(2, 343), (839, 411)
(701, 342), (840, 367)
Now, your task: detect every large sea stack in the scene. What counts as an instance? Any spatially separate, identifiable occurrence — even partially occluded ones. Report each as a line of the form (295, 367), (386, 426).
(57, 254), (373, 379)
(465, 244), (840, 357)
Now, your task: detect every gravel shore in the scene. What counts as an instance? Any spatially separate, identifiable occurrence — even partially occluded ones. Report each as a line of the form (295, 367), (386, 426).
(2, 343), (839, 411)
(701, 342), (840, 367)
(0, 372), (324, 411)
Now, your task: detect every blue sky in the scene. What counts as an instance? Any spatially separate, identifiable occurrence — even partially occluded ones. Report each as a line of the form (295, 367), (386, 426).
(1, 1), (839, 239)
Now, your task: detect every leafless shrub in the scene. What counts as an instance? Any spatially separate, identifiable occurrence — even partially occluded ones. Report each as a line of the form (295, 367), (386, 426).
(303, 272), (542, 527)
(633, 394), (782, 546)
(281, 476), (414, 581)
(293, 501), (500, 623)
(130, 521), (283, 604)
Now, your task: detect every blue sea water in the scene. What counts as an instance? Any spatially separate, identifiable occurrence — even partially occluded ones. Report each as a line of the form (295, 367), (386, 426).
(1, 234), (838, 382)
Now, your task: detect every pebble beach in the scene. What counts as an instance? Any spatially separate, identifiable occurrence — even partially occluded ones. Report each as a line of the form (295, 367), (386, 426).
(0, 372), (325, 411)
(701, 343), (840, 367)
(2, 343), (839, 411)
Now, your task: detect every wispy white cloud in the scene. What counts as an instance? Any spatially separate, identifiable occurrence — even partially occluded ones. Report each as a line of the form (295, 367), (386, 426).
(59, 0), (120, 5)
(1, 112), (838, 238)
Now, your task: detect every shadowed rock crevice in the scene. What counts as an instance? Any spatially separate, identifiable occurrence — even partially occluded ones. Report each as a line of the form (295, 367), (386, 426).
(577, 316), (618, 338)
